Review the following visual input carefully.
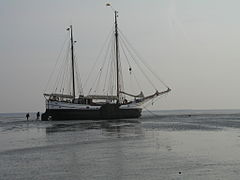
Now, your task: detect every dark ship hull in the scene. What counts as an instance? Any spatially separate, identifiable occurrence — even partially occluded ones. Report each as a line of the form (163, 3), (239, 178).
(41, 104), (142, 121)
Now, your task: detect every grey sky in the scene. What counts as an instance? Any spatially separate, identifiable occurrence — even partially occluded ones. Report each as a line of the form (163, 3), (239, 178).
(1, 0), (240, 113)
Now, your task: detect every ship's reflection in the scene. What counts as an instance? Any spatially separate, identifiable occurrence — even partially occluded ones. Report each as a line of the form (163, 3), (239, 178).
(45, 119), (143, 136)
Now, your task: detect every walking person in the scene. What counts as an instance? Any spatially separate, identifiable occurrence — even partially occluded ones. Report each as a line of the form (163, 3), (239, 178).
(26, 113), (30, 120)
(36, 112), (40, 120)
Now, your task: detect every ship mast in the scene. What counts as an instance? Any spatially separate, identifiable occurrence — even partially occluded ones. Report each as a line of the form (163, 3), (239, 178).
(68, 25), (76, 98)
(114, 10), (120, 102)
(106, 4), (121, 102)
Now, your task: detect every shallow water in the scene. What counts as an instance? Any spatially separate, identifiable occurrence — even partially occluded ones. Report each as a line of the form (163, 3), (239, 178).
(1, 110), (240, 180)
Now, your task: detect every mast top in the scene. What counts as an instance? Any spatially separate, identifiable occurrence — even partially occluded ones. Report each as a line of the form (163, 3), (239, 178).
(106, 3), (117, 12)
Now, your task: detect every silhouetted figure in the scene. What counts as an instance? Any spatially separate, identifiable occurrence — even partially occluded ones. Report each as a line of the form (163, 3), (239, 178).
(36, 112), (40, 120)
(26, 113), (30, 120)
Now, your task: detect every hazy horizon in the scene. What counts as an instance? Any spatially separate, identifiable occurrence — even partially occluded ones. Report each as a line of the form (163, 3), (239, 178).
(1, 0), (240, 113)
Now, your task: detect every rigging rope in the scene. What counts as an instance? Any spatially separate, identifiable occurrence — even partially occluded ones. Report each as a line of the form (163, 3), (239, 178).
(119, 38), (142, 91)
(44, 36), (69, 93)
(118, 34), (157, 90)
(142, 106), (163, 119)
(74, 55), (84, 95)
(59, 57), (70, 94)
(140, 93), (169, 119)
(90, 34), (114, 94)
(118, 29), (170, 89)
(53, 42), (71, 93)
(102, 52), (112, 93)
(83, 27), (114, 88)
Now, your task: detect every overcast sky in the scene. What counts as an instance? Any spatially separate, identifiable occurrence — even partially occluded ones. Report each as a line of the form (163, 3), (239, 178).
(1, 0), (240, 113)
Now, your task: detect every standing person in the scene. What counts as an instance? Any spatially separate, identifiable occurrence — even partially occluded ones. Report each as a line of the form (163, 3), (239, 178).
(36, 112), (40, 120)
(26, 113), (30, 120)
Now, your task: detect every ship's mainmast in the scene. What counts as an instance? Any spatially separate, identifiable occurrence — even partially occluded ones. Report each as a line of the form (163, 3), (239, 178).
(68, 25), (76, 98)
(114, 10), (120, 102)
(106, 3), (121, 103)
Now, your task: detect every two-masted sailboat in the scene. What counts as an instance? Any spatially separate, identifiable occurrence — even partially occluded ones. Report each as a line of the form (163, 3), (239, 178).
(41, 9), (171, 121)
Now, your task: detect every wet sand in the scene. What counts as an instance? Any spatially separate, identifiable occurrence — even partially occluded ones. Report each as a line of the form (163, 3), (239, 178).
(1, 110), (240, 180)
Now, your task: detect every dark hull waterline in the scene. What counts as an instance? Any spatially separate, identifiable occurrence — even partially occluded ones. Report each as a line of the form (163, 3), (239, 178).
(41, 108), (142, 121)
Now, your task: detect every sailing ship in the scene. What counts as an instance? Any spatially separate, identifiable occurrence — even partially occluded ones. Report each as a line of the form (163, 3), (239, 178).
(41, 9), (171, 121)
